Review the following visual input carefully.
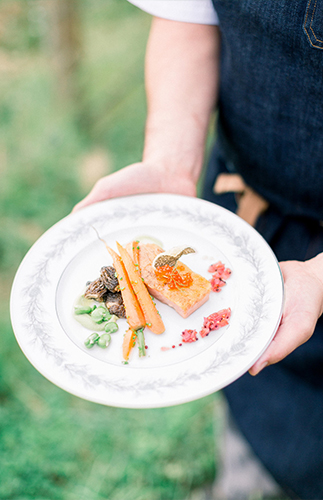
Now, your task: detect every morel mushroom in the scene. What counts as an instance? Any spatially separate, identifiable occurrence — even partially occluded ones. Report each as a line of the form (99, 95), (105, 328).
(105, 291), (126, 318)
(100, 266), (120, 293)
(84, 278), (107, 301)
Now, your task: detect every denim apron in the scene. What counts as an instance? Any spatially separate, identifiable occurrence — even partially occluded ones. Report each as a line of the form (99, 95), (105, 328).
(203, 2), (323, 498)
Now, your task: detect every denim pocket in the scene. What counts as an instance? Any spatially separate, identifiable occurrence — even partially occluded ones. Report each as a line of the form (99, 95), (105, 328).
(304, 0), (323, 49)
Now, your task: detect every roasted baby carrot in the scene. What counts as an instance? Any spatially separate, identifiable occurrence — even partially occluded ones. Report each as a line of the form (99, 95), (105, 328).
(122, 328), (137, 361)
(116, 242), (165, 335)
(106, 246), (146, 332)
(131, 240), (140, 267)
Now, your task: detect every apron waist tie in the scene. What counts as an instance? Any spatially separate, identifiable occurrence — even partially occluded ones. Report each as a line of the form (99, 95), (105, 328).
(213, 173), (269, 227)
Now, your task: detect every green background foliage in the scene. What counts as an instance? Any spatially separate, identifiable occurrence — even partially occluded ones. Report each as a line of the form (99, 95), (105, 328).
(0, 1), (219, 499)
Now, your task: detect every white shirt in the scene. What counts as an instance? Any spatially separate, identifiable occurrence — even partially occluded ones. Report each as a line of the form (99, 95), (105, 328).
(127, 0), (219, 25)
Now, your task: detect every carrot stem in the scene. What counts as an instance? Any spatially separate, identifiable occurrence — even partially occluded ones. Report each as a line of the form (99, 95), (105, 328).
(136, 328), (146, 357)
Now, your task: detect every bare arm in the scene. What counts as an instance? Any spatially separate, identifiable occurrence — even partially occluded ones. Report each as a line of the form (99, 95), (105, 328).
(143, 17), (220, 188)
(73, 18), (220, 210)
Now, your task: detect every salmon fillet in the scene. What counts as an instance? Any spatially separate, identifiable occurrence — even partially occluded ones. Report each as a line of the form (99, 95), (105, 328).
(132, 243), (211, 319)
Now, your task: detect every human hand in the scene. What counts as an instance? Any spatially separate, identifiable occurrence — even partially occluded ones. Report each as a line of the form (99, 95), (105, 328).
(249, 255), (323, 376)
(72, 161), (197, 212)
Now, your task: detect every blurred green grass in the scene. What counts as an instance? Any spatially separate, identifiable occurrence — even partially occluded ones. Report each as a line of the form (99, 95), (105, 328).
(0, 1), (219, 499)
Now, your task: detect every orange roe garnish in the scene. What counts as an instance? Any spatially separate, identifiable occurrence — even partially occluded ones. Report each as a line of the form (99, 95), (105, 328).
(155, 264), (193, 290)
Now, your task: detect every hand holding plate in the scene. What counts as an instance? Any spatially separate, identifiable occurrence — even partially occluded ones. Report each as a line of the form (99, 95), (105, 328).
(249, 255), (323, 375)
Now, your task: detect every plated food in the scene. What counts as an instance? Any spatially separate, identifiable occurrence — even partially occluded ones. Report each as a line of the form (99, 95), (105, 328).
(74, 237), (232, 363)
(135, 243), (211, 318)
(11, 193), (284, 408)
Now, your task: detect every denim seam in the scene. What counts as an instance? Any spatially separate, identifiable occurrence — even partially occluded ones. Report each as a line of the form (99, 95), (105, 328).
(304, 0), (323, 49)
(310, 0), (323, 42)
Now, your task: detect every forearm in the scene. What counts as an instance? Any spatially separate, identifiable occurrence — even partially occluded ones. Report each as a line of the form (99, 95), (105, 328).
(73, 18), (220, 211)
(143, 17), (220, 185)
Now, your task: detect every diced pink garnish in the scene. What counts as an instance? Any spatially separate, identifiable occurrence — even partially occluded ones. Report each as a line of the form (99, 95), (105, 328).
(200, 308), (231, 337)
(222, 269), (232, 280)
(208, 261), (225, 274)
(181, 329), (198, 343)
(208, 261), (231, 292)
(210, 276), (226, 292)
(200, 327), (210, 338)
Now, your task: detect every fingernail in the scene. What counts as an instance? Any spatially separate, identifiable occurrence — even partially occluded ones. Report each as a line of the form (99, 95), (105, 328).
(251, 361), (268, 376)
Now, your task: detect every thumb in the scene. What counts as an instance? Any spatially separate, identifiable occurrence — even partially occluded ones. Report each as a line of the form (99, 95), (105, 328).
(72, 163), (150, 212)
(248, 314), (315, 376)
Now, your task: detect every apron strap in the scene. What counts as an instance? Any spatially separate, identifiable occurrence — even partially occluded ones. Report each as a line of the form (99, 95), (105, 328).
(214, 173), (269, 227)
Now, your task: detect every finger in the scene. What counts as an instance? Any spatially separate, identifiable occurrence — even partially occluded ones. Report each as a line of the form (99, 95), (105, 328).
(72, 173), (127, 213)
(72, 163), (153, 213)
(72, 183), (109, 212)
(72, 172), (122, 212)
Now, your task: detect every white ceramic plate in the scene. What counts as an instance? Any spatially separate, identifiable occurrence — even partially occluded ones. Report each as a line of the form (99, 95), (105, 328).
(10, 194), (284, 408)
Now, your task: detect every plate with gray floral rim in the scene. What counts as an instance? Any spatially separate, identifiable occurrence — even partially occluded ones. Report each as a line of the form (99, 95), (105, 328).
(10, 193), (284, 408)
